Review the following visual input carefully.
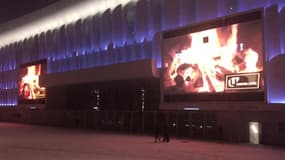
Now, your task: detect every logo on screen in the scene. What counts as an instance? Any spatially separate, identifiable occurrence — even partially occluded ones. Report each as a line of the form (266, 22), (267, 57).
(225, 72), (260, 91)
(228, 77), (240, 88)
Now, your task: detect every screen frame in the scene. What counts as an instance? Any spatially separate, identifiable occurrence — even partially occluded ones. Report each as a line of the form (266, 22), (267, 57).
(18, 59), (47, 104)
(160, 9), (265, 104)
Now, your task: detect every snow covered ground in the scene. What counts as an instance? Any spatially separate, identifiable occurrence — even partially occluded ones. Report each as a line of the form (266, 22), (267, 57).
(0, 122), (284, 160)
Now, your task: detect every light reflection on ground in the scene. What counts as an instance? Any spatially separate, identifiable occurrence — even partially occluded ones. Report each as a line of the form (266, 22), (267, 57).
(0, 122), (284, 160)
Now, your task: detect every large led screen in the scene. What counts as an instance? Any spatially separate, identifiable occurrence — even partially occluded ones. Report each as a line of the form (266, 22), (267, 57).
(162, 11), (264, 99)
(19, 61), (46, 102)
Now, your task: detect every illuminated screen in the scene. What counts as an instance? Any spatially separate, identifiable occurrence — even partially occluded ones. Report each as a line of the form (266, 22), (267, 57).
(162, 11), (264, 101)
(19, 61), (46, 102)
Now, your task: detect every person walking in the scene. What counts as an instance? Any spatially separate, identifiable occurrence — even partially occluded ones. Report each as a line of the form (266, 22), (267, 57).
(154, 123), (161, 143)
(162, 124), (170, 143)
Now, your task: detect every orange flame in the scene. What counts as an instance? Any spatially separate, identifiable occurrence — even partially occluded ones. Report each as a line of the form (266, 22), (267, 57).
(20, 64), (45, 99)
(167, 24), (262, 93)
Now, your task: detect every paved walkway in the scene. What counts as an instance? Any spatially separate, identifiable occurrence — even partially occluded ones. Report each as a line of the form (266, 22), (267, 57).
(0, 122), (284, 160)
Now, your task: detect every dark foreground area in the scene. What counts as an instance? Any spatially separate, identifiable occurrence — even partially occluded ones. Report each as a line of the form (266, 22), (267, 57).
(0, 122), (284, 160)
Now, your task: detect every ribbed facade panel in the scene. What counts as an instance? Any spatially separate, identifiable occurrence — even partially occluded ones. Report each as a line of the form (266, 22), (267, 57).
(0, 0), (284, 106)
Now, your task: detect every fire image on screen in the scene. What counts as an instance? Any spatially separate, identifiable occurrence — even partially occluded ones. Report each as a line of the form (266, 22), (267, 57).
(163, 19), (263, 94)
(19, 64), (46, 100)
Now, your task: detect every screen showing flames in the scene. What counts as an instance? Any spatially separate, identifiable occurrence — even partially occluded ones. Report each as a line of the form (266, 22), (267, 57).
(163, 18), (264, 95)
(19, 63), (46, 100)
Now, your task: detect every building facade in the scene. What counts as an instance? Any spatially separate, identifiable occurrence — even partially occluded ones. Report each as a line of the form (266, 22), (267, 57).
(0, 0), (285, 145)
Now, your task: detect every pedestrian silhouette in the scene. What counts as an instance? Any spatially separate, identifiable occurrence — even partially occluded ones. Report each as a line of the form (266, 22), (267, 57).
(162, 124), (170, 143)
(154, 123), (161, 143)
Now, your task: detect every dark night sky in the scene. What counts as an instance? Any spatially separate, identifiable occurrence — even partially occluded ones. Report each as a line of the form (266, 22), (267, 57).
(0, 0), (59, 24)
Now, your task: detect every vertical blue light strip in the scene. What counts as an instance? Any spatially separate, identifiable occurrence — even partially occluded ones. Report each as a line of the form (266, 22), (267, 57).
(280, 6), (285, 54)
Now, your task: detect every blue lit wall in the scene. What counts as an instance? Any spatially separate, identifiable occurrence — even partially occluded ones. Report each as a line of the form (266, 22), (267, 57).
(0, 0), (285, 106)
(0, 46), (17, 106)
